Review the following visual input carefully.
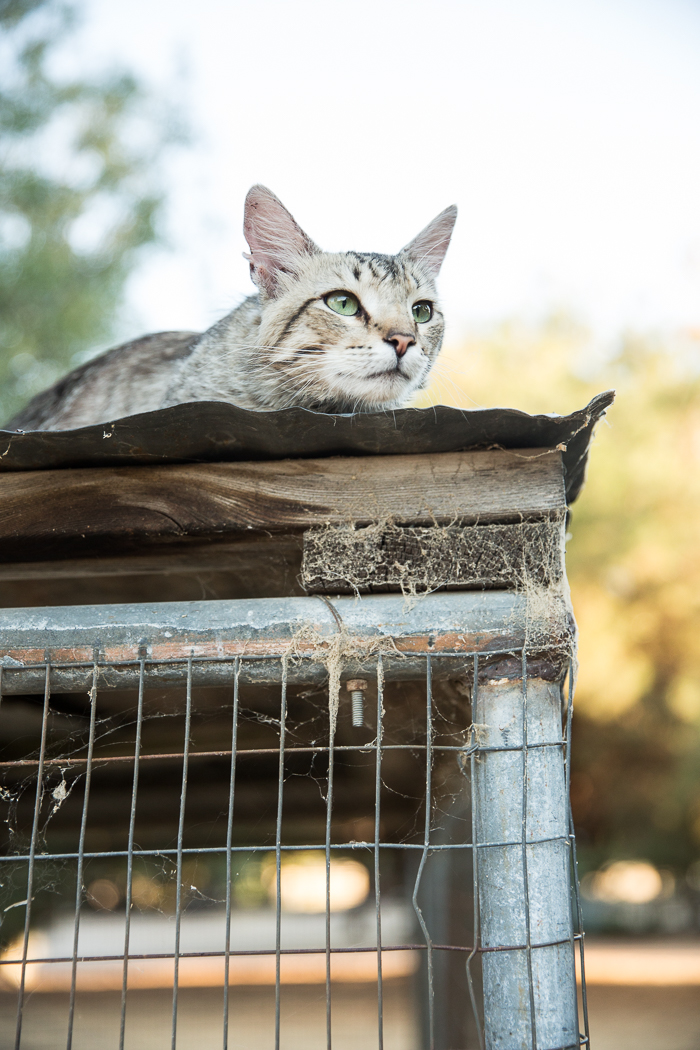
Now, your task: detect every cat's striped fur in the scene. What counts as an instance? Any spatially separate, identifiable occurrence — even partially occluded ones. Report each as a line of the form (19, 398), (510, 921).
(6, 186), (457, 431)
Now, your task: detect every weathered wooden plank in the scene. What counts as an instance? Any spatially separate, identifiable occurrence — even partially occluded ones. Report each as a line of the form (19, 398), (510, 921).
(0, 534), (303, 581)
(302, 521), (564, 594)
(0, 450), (565, 563)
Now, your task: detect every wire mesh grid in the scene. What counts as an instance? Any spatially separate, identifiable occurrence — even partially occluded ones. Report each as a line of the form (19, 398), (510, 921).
(0, 646), (589, 1050)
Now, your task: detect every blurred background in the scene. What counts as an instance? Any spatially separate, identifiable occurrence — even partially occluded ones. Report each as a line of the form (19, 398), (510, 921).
(1, 0), (700, 1045)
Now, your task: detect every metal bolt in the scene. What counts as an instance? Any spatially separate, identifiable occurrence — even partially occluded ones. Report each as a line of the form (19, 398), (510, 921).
(346, 679), (367, 727)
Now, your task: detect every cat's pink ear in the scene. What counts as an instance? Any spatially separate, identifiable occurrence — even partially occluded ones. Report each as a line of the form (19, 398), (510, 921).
(400, 205), (458, 277)
(243, 185), (319, 297)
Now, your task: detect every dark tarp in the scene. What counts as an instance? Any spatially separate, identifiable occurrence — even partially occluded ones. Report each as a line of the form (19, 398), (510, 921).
(0, 390), (614, 505)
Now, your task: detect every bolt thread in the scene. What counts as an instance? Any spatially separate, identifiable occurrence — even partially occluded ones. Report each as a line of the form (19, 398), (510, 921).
(351, 690), (364, 727)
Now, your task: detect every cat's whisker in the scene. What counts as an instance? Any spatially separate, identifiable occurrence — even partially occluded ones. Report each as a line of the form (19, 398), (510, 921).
(219, 341), (341, 355)
(270, 370), (327, 410)
(428, 359), (473, 387)
(429, 360), (476, 387)
(428, 364), (484, 409)
(426, 378), (461, 410)
(285, 377), (324, 406)
(429, 376), (456, 408)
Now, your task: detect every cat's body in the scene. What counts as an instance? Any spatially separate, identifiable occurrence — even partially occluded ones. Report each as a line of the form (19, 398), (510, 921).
(5, 187), (457, 431)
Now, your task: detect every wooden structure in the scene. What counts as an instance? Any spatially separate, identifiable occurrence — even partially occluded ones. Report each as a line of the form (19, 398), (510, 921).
(0, 447), (566, 610)
(0, 398), (612, 1049)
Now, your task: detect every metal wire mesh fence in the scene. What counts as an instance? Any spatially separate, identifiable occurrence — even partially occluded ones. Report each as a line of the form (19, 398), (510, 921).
(0, 636), (589, 1050)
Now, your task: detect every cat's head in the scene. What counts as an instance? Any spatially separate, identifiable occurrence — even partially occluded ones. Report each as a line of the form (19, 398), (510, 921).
(241, 185), (456, 412)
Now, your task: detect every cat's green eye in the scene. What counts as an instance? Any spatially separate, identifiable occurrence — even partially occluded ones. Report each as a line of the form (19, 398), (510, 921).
(412, 301), (433, 324)
(325, 291), (359, 317)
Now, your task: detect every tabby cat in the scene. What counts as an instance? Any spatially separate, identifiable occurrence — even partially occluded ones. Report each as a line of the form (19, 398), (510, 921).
(5, 186), (457, 431)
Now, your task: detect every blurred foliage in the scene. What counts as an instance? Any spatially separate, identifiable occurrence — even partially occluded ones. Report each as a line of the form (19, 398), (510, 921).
(417, 317), (700, 871)
(0, 0), (179, 424)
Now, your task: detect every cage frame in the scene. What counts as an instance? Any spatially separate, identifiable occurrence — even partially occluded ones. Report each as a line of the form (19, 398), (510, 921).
(1, 592), (588, 1050)
(0, 397), (615, 1048)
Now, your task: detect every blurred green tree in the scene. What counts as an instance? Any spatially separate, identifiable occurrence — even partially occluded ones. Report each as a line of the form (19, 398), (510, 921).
(0, 0), (176, 424)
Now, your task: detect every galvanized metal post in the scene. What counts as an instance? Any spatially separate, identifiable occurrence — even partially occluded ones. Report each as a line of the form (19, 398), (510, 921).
(473, 676), (578, 1050)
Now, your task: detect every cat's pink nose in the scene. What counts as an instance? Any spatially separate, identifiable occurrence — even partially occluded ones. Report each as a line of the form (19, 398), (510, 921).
(386, 332), (415, 358)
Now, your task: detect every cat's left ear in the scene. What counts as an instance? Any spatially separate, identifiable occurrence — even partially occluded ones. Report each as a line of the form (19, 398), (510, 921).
(400, 205), (458, 277)
(243, 185), (319, 298)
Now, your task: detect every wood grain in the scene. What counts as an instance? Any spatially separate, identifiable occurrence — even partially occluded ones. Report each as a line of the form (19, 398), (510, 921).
(0, 534), (303, 581)
(302, 521), (564, 594)
(0, 450), (565, 565)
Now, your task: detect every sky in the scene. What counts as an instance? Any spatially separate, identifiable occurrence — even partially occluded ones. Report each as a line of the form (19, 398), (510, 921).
(62, 0), (700, 346)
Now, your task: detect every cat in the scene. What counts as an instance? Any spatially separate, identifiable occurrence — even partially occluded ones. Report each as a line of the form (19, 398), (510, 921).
(5, 185), (457, 431)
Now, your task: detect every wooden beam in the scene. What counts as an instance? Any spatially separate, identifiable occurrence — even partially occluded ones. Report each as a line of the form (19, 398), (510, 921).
(0, 450), (565, 566)
(302, 521), (564, 594)
(0, 534), (303, 581)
